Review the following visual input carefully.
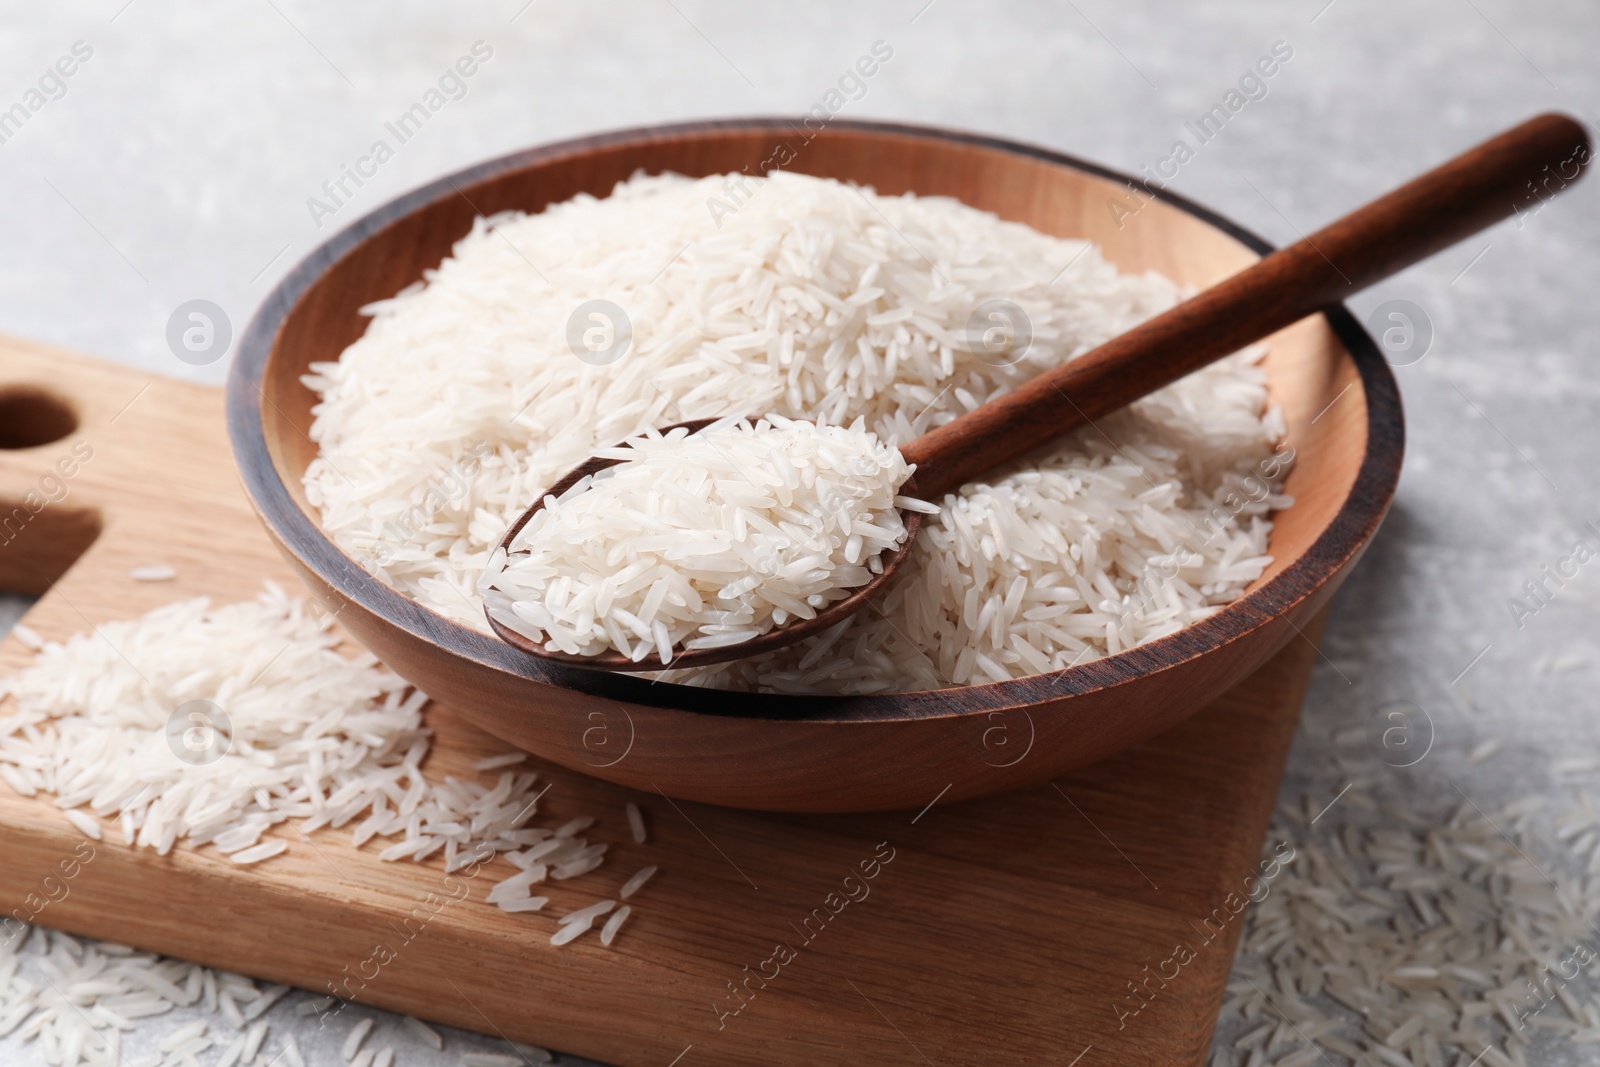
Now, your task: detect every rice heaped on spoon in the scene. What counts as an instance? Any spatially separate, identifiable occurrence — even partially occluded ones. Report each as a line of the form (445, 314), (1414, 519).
(479, 415), (935, 664)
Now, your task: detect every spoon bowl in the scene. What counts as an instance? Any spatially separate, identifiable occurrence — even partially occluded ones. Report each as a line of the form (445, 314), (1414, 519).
(484, 417), (926, 672)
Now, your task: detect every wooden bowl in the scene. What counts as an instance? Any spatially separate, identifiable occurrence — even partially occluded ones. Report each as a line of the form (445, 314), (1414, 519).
(228, 119), (1402, 812)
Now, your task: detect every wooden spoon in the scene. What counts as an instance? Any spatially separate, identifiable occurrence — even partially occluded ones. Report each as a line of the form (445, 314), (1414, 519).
(487, 112), (1590, 672)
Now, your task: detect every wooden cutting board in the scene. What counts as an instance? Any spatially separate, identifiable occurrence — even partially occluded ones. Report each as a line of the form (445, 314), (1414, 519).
(0, 334), (1319, 1067)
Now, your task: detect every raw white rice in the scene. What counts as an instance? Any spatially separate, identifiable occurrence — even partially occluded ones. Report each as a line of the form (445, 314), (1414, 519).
(551, 852), (606, 880)
(480, 415), (924, 663)
(216, 1034), (246, 1067)
(229, 839), (288, 865)
(548, 920), (592, 947)
(1553, 757), (1599, 775)
(625, 802), (647, 844)
(0, 586), (420, 860)
(472, 751), (526, 771)
(302, 170), (1291, 693)
(297, 996), (336, 1016)
(1469, 738), (1501, 764)
(342, 1016), (373, 1060)
(1219, 791), (1600, 1067)
(10, 622), (43, 650)
(130, 564), (177, 582)
(0, 925), (294, 1067)
(495, 895), (550, 913)
(63, 808), (102, 839)
(220, 990), (245, 1028)
(168, 1035), (214, 1058)
(0, 585), (549, 875)
(554, 816), (595, 839)
(0, 582), (655, 1067)
(404, 1015), (443, 1049)
(240, 983), (289, 1022)
(558, 900), (616, 926)
(159, 1019), (207, 1051)
(242, 1019), (268, 1061)
(599, 904), (632, 946)
(619, 864), (657, 899)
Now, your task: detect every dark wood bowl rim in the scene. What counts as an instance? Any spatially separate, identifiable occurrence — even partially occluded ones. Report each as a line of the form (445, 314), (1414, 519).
(227, 116), (1404, 725)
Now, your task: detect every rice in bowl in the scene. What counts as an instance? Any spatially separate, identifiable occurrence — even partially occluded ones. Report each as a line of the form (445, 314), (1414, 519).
(302, 170), (1292, 694)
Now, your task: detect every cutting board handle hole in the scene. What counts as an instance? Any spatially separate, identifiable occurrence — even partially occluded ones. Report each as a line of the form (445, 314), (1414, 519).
(0, 385), (79, 450)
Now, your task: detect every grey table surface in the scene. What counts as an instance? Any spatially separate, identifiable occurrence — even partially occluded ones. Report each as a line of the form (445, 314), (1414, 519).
(1, 2), (1597, 1064)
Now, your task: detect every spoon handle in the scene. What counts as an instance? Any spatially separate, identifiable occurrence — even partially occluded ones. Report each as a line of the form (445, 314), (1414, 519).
(900, 112), (1590, 499)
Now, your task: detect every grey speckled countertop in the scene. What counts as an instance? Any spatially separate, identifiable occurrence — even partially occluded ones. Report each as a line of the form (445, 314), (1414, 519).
(1, 2), (1598, 1064)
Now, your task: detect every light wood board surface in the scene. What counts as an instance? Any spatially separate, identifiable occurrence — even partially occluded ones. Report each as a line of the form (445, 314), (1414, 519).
(0, 334), (1318, 1066)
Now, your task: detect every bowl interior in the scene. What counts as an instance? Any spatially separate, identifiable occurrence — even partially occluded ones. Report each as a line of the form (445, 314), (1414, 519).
(255, 120), (1371, 691)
